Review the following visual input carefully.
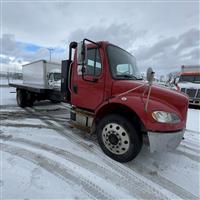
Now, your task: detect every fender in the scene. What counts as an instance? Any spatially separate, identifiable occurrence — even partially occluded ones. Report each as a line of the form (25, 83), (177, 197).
(95, 96), (147, 130)
(95, 93), (186, 132)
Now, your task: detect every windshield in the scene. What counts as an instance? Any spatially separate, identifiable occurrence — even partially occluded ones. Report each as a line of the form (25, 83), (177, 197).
(53, 73), (61, 81)
(107, 45), (141, 80)
(179, 75), (200, 83)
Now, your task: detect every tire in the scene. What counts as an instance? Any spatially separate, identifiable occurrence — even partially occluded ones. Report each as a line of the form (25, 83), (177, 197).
(26, 92), (34, 107)
(50, 99), (60, 103)
(97, 114), (142, 162)
(17, 89), (27, 108)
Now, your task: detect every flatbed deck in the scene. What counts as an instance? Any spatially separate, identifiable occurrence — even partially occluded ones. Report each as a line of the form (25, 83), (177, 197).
(9, 83), (62, 102)
(9, 82), (61, 92)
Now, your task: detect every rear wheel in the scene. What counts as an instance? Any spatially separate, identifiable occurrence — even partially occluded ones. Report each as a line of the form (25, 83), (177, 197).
(17, 89), (27, 108)
(26, 92), (34, 107)
(50, 99), (60, 103)
(97, 114), (142, 162)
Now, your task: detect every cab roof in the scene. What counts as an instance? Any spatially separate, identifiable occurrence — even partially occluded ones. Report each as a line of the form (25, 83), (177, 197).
(181, 72), (200, 76)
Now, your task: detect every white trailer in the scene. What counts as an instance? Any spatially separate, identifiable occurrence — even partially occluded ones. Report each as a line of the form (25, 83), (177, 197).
(9, 60), (62, 107)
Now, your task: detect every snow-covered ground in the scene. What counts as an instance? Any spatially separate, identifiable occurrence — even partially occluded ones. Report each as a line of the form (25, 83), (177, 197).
(0, 86), (200, 199)
(0, 78), (9, 86)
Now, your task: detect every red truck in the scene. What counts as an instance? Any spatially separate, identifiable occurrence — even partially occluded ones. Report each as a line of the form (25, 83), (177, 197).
(12, 39), (189, 162)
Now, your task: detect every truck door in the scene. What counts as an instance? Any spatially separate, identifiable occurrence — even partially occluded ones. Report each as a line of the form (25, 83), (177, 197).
(71, 47), (105, 110)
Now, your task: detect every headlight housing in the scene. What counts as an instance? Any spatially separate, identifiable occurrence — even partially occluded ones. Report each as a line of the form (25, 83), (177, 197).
(152, 111), (180, 124)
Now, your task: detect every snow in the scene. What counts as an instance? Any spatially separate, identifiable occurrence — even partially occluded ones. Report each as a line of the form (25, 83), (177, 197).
(0, 87), (17, 106)
(0, 78), (9, 86)
(186, 108), (200, 132)
(2, 152), (88, 199)
(0, 86), (200, 199)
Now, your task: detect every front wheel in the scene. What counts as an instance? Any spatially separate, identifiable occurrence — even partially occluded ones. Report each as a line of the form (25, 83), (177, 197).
(97, 114), (142, 162)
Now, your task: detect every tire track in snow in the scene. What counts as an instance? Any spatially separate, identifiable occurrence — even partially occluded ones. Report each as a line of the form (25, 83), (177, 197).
(127, 160), (199, 200)
(0, 111), (68, 123)
(174, 149), (200, 163)
(179, 143), (200, 154)
(0, 143), (113, 200)
(0, 134), (169, 200)
(1, 106), (195, 198)
(0, 122), (50, 129)
(39, 107), (199, 199)
(24, 107), (182, 200)
(185, 129), (200, 135)
(182, 140), (200, 150)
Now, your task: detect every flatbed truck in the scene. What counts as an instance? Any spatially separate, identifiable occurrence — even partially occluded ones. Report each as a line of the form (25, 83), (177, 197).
(9, 60), (62, 106)
(10, 39), (189, 162)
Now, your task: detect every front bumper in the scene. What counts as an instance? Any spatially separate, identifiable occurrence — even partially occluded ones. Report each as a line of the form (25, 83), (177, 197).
(148, 129), (185, 153)
(189, 98), (200, 106)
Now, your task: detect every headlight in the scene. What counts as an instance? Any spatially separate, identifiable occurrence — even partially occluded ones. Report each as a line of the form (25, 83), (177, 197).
(152, 111), (180, 123)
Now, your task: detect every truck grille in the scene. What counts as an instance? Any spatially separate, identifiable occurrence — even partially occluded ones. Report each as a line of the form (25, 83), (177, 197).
(197, 90), (200, 98)
(180, 88), (200, 105)
(181, 88), (186, 93)
(186, 89), (197, 98)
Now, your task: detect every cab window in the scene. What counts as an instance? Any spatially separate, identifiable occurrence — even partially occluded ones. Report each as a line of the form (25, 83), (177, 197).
(85, 48), (102, 77)
(116, 64), (134, 75)
(107, 45), (141, 80)
(49, 73), (54, 81)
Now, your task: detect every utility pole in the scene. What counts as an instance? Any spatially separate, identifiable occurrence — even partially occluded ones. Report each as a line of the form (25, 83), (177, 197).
(47, 48), (54, 61)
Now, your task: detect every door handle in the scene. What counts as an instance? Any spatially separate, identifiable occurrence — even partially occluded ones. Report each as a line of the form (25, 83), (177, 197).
(73, 84), (78, 94)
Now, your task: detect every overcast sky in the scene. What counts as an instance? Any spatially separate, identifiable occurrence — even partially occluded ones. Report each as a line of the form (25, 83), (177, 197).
(0, 1), (199, 76)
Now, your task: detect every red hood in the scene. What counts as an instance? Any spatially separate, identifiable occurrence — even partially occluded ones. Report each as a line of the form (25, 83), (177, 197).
(112, 80), (188, 118)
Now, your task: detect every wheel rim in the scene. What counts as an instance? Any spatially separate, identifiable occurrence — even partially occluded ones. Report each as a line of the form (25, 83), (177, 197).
(102, 123), (130, 155)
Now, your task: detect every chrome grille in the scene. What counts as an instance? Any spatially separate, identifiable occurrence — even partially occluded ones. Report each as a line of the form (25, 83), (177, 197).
(196, 90), (200, 98)
(181, 88), (186, 93)
(186, 89), (197, 98)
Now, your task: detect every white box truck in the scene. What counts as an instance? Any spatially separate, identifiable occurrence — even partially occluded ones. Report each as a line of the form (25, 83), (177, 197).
(9, 60), (62, 107)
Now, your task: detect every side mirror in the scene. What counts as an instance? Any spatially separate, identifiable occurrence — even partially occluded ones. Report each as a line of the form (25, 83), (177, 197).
(77, 41), (87, 65)
(146, 67), (155, 85)
(174, 77), (179, 85)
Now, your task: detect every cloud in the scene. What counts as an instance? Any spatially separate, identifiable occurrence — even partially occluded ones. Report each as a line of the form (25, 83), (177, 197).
(67, 23), (147, 50)
(134, 28), (200, 74)
(135, 37), (178, 60)
(1, 1), (199, 75)
(1, 27), (199, 75)
(175, 28), (200, 53)
(3, 1), (198, 47)
(0, 34), (66, 72)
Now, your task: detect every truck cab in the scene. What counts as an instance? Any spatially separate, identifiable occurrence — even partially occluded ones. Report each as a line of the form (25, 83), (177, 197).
(47, 69), (61, 89)
(61, 39), (188, 162)
(177, 72), (200, 106)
